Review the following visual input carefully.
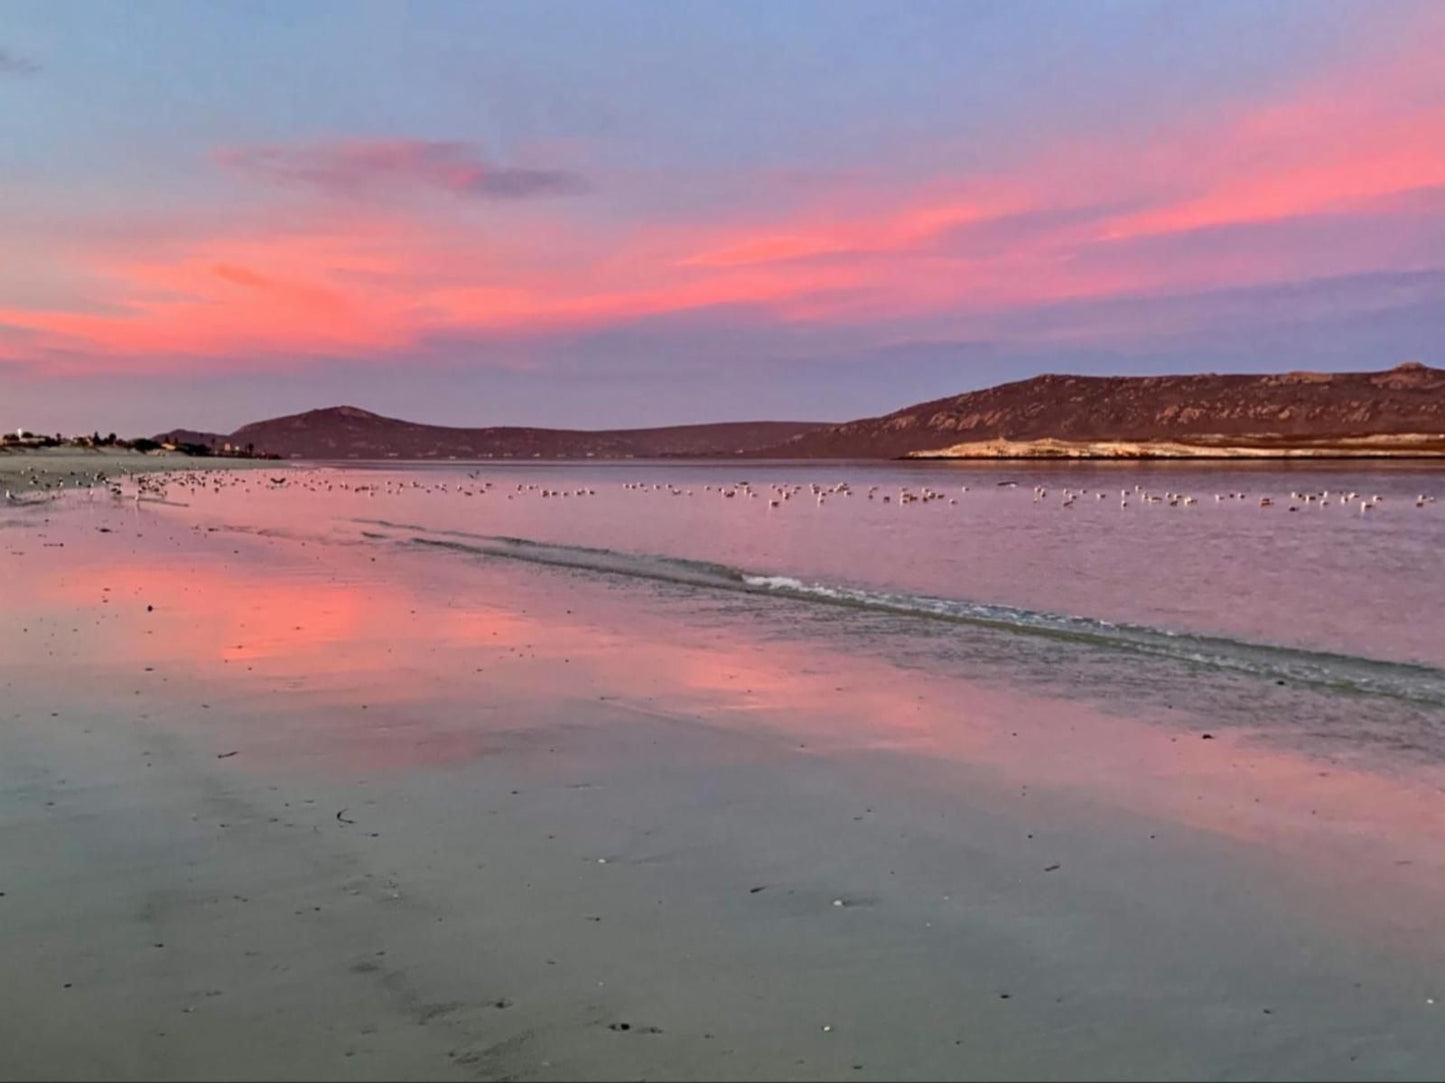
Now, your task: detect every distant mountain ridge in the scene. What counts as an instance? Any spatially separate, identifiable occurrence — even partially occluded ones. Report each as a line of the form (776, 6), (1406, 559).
(748, 362), (1445, 458)
(157, 407), (830, 460)
(158, 363), (1445, 461)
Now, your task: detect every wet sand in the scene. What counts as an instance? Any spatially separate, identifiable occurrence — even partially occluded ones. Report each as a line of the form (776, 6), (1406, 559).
(4, 493), (1445, 1081)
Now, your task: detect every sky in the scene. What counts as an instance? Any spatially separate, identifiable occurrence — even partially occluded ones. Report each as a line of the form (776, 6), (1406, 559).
(2, 0), (1444, 435)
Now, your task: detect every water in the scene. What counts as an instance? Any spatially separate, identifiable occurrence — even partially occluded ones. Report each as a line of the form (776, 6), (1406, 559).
(197, 459), (1444, 659)
(141, 458), (1445, 762)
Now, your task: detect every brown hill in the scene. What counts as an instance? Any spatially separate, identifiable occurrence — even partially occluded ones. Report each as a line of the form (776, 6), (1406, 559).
(158, 364), (1445, 461)
(753, 363), (1445, 458)
(158, 407), (829, 460)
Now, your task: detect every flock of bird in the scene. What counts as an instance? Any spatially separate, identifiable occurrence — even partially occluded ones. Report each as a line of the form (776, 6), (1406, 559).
(3, 465), (114, 502)
(3, 464), (1439, 518)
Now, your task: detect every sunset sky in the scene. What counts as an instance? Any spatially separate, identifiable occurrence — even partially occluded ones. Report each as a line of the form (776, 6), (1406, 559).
(3, 1), (1443, 434)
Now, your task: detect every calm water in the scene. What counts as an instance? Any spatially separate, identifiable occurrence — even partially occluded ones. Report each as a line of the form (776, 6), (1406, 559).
(120, 458), (1445, 762)
(177, 460), (1444, 657)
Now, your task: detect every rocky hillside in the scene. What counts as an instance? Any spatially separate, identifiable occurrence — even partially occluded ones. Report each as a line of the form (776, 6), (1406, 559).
(753, 363), (1445, 458)
(158, 364), (1445, 461)
(159, 407), (829, 460)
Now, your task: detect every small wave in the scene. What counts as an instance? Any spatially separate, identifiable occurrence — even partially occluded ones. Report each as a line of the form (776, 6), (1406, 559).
(741, 575), (808, 591)
(360, 519), (746, 589)
(741, 575), (1445, 704)
(357, 518), (1445, 707)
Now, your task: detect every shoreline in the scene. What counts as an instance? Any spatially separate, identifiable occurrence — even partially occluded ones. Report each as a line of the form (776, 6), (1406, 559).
(907, 434), (1445, 460)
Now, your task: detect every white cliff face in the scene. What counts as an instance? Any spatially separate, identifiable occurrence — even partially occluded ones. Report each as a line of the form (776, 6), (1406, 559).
(910, 433), (1445, 459)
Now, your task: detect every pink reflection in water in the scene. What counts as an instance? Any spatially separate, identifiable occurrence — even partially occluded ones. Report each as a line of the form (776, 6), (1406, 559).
(6, 496), (1445, 897)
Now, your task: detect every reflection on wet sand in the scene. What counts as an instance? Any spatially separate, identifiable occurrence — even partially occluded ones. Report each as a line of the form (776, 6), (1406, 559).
(9, 504), (1445, 913)
(5, 494), (1445, 1080)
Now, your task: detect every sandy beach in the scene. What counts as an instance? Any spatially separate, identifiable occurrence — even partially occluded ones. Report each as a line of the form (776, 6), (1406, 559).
(4, 475), (1445, 1081)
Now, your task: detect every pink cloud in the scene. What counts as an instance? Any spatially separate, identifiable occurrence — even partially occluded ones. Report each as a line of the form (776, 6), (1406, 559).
(4, 14), (1444, 375)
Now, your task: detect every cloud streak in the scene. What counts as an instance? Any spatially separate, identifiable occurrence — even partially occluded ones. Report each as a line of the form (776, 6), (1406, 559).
(215, 140), (587, 201)
(0, 47), (39, 75)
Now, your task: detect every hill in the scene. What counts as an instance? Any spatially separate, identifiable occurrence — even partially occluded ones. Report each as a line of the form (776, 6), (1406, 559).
(157, 364), (1445, 461)
(751, 363), (1445, 458)
(157, 407), (829, 460)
